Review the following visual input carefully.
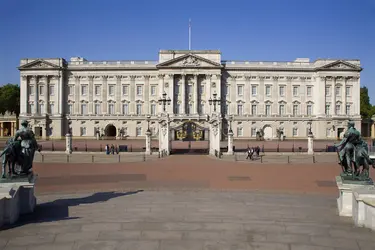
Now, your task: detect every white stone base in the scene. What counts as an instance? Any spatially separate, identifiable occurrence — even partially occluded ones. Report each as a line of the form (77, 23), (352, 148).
(0, 181), (36, 227)
(336, 176), (374, 217)
(352, 188), (375, 226)
(363, 198), (375, 231)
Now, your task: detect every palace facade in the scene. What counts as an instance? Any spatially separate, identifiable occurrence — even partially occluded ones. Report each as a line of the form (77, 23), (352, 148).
(18, 50), (361, 140)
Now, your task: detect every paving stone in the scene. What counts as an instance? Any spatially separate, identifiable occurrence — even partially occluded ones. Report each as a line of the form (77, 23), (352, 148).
(7, 234), (56, 246)
(81, 223), (121, 232)
(98, 231), (141, 240)
(290, 244), (335, 250)
(27, 243), (75, 250)
(2, 247), (27, 250)
(328, 229), (375, 241)
(265, 233), (311, 244)
(121, 222), (167, 230)
(244, 224), (285, 233)
(201, 222), (244, 231)
(163, 222), (203, 231)
(115, 240), (159, 250)
(182, 231), (222, 241)
(0, 238), (8, 248)
(309, 236), (360, 249)
(141, 230), (183, 240)
(285, 225), (330, 236)
(356, 240), (375, 250)
(160, 240), (204, 250)
(55, 232), (99, 242)
(249, 242), (290, 250)
(203, 241), (251, 250)
(73, 240), (118, 250)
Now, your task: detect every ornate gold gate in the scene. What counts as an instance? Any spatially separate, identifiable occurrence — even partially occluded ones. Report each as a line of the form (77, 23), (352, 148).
(175, 121), (205, 141)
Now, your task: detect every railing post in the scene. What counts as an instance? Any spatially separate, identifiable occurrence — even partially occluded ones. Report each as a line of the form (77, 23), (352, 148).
(118, 154), (121, 163)
(67, 155), (69, 163)
(143, 154), (146, 162)
(287, 155), (290, 164)
(260, 155), (263, 163)
(92, 155), (94, 163)
(312, 155), (316, 163)
(42, 154), (44, 163)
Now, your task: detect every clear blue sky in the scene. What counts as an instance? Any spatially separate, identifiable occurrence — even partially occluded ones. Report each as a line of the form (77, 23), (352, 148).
(1, 0), (374, 101)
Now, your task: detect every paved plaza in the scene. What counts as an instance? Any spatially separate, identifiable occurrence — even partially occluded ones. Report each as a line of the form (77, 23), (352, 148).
(1, 155), (375, 250)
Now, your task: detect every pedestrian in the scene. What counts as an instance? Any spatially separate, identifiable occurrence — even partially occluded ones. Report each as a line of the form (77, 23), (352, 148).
(111, 144), (115, 155)
(246, 147), (252, 160)
(105, 144), (109, 155)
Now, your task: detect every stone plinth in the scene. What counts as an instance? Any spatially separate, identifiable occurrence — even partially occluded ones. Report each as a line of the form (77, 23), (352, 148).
(145, 130), (151, 155)
(307, 133), (314, 155)
(352, 188), (375, 227)
(227, 130), (234, 155)
(65, 133), (72, 154)
(0, 180), (36, 227)
(336, 176), (374, 217)
(363, 198), (375, 231)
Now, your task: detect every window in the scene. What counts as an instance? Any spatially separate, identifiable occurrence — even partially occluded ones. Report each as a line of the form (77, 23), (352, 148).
(29, 104), (34, 113)
(307, 104), (313, 116)
(237, 104), (243, 115)
(188, 103), (193, 114)
(151, 86), (156, 96)
(81, 85), (87, 95)
(346, 86), (351, 97)
(136, 104), (142, 115)
(30, 86), (35, 95)
(326, 128), (331, 137)
(109, 85), (115, 96)
(39, 86), (44, 95)
(293, 105), (299, 116)
(122, 85), (128, 95)
(251, 85), (257, 96)
(123, 127), (128, 135)
(49, 85), (55, 95)
(237, 85), (243, 96)
(251, 105), (257, 115)
(81, 103), (87, 115)
(225, 85), (229, 96)
(68, 86), (73, 95)
(49, 103), (54, 114)
(95, 85), (101, 96)
(293, 86), (299, 96)
(279, 105), (285, 115)
(108, 103), (114, 114)
(199, 84), (204, 94)
(80, 127), (86, 136)
(175, 104), (180, 114)
(199, 103), (204, 114)
(335, 86), (341, 97)
(279, 86), (285, 96)
(265, 86), (271, 96)
(67, 104), (72, 115)
(336, 104), (341, 115)
(265, 104), (271, 116)
(188, 85), (193, 94)
(223, 104), (228, 115)
(136, 127), (142, 136)
(325, 86), (330, 96)
(237, 127), (243, 137)
(122, 103), (128, 115)
(346, 104), (351, 115)
(307, 86), (312, 96)
(151, 104), (156, 115)
(136, 86), (143, 96)
(292, 128), (298, 136)
(39, 103), (44, 114)
(325, 104), (330, 115)
(251, 128), (257, 137)
(94, 104), (101, 115)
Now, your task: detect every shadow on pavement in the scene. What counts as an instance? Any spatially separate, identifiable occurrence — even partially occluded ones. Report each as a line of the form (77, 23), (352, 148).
(1, 190), (144, 230)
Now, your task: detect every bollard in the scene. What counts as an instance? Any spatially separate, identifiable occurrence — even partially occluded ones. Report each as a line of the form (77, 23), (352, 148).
(143, 154), (146, 162)
(118, 154), (121, 163)
(42, 154), (44, 163)
(67, 155), (69, 163)
(100, 144), (102, 152)
(312, 155), (316, 163)
(260, 155), (263, 163)
(287, 155), (290, 164)
(92, 155), (94, 163)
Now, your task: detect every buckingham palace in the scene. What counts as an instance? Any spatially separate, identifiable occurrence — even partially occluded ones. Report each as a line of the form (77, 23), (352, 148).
(18, 50), (362, 140)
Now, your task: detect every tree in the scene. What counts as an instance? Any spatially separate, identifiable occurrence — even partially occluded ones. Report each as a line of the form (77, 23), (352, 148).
(0, 84), (20, 115)
(360, 86), (375, 119)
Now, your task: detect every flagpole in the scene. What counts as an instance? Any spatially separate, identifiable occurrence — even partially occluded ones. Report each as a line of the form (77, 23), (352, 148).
(189, 19), (191, 50)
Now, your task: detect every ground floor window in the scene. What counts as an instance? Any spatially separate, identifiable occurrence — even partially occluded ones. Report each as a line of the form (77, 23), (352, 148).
(80, 127), (86, 136)
(237, 127), (243, 137)
(251, 128), (257, 137)
(292, 128), (298, 136)
(136, 127), (142, 136)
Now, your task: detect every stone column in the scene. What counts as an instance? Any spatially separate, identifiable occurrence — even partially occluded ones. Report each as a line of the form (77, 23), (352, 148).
(102, 75), (108, 114)
(286, 77), (292, 114)
(227, 130), (234, 155)
(144, 75), (150, 114)
(332, 77), (336, 114)
(57, 74), (63, 115)
(209, 113), (222, 156)
(74, 76), (80, 114)
(31, 76), (38, 115)
(20, 75), (28, 115)
(158, 114), (171, 155)
(0, 122), (3, 137)
(316, 76), (325, 117)
(130, 75), (136, 114)
(194, 74), (199, 114)
(307, 132), (314, 155)
(43, 76), (49, 114)
(181, 74), (186, 114)
(230, 76), (236, 115)
(371, 123), (375, 139)
(88, 76), (94, 114)
(115, 75), (122, 114)
(65, 133), (72, 154)
(158, 74), (165, 94)
(205, 74), (211, 115)
(145, 130), (151, 155)
(343, 77), (347, 115)
(168, 74), (174, 114)
(244, 76), (251, 115)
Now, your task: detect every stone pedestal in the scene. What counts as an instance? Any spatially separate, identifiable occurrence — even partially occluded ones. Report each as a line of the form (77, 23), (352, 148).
(336, 176), (374, 217)
(0, 181), (36, 227)
(65, 133), (72, 154)
(352, 188), (375, 226)
(209, 113), (222, 156)
(227, 130), (234, 155)
(96, 133), (100, 140)
(158, 114), (171, 155)
(145, 130), (151, 155)
(363, 198), (375, 230)
(307, 133), (314, 155)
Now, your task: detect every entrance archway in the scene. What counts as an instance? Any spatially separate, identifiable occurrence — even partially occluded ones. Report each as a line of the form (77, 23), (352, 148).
(171, 121), (208, 154)
(263, 125), (273, 140)
(105, 124), (117, 137)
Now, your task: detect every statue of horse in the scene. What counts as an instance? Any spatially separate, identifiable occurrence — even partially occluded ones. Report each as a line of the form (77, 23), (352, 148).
(1, 138), (23, 178)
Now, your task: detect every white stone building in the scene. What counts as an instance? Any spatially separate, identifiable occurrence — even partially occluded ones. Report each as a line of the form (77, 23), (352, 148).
(18, 50), (361, 140)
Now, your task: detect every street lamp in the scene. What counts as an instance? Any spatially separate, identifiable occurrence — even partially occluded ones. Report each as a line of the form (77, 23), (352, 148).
(208, 92), (221, 112)
(146, 115), (151, 133)
(307, 119), (313, 135)
(228, 115), (233, 133)
(158, 92), (171, 112)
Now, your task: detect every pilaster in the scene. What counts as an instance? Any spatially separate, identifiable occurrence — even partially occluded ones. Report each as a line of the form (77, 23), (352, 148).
(205, 74), (212, 115)
(32, 76), (38, 115)
(116, 75), (122, 114)
(43, 76), (49, 114)
(101, 75), (108, 114)
(168, 74), (174, 114)
(144, 75), (150, 114)
(181, 74), (186, 115)
(230, 76), (236, 115)
(74, 76), (80, 115)
(194, 74), (198, 114)
(130, 75), (136, 115)
(244, 75), (251, 115)
(88, 76), (94, 114)
(332, 77), (337, 114)
(20, 75), (28, 115)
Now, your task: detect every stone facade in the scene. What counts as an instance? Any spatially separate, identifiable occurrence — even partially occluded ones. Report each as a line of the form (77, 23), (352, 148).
(18, 50), (362, 140)
(0, 111), (18, 137)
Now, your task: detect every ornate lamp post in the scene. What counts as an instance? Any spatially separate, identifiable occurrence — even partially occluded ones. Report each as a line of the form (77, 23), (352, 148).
(158, 92), (171, 112)
(307, 119), (313, 135)
(146, 115), (151, 134)
(208, 92), (221, 112)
